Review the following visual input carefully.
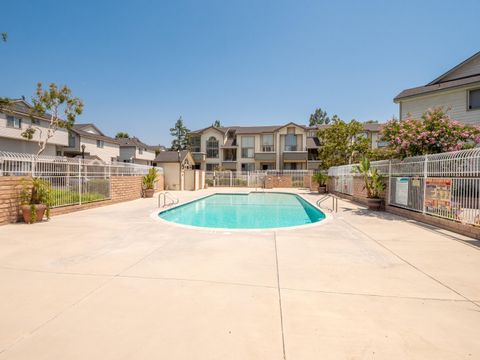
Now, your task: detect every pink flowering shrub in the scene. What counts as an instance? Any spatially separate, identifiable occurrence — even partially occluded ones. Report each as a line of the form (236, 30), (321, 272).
(381, 108), (480, 158)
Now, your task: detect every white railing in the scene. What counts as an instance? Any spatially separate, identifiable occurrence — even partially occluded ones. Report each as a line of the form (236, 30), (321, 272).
(205, 170), (322, 188)
(328, 148), (480, 226)
(0, 151), (163, 208)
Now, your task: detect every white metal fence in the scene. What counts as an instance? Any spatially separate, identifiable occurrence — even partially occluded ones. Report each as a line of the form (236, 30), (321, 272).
(0, 151), (163, 208)
(205, 170), (322, 188)
(328, 148), (480, 226)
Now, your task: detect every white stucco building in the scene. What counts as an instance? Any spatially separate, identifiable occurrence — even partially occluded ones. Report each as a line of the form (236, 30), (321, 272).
(0, 99), (68, 156)
(59, 123), (120, 163)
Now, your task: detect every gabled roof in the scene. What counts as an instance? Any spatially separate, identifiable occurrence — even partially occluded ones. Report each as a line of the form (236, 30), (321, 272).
(428, 51), (480, 85)
(395, 51), (480, 102)
(394, 75), (480, 102)
(116, 137), (152, 149)
(191, 123), (306, 135)
(154, 150), (191, 163)
(0, 99), (53, 121)
(73, 123), (105, 136)
(70, 123), (119, 144)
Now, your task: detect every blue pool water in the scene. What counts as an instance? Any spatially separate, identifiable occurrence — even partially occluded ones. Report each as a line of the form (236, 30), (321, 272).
(158, 192), (326, 229)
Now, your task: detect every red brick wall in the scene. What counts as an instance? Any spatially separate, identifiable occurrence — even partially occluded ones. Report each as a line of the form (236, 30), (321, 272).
(265, 175), (293, 188)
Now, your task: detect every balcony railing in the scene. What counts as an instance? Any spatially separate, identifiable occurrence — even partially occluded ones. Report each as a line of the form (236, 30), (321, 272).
(261, 145), (274, 152)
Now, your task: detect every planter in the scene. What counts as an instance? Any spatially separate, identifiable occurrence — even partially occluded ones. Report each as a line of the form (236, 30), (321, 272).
(144, 188), (155, 198)
(21, 204), (47, 223)
(318, 185), (327, 194)
(366, 198), (383, 211)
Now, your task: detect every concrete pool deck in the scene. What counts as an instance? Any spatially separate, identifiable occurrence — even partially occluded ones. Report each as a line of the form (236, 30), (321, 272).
(0, 188), (479, 359)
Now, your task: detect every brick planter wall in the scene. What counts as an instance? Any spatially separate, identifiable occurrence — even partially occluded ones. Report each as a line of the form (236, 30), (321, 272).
(0, 175), (164, 225)
(265, 175), (293, 189)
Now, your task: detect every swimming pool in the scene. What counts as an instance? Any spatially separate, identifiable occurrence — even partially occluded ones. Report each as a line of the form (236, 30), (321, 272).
(158, 192), (326, 229)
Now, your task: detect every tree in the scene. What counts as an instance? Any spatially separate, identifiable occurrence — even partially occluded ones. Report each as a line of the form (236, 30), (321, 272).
(170, 116), (190, 151)
(316, 116), (370, 169)
(381, 107), (480, 158)
(1, 32), (7, 42)
(309, 108), (330, 126)
(115, 132), (130, 138)
(212, 120), (221, 127)
(21, 83), (83, 155)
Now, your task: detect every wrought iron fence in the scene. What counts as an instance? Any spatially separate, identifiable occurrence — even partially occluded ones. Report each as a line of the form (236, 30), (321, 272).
(0, 151), (163, 208)
(205, 170), (321, 188)
(328, 148), (480, 226)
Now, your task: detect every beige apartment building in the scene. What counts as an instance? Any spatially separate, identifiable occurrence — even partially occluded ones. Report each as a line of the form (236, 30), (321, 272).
(395, 51), (480, 125)
(190, 122), (383, 171)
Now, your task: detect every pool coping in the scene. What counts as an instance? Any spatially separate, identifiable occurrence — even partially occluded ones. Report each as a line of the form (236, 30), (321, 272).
(149, 190), (333, 232)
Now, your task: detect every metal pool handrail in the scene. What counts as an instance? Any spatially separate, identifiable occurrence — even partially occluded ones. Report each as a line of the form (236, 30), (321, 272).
(158, 192), (179, 208)
(317, 194), (338, 213)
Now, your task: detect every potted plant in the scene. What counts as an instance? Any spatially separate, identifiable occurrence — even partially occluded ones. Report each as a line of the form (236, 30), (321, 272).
(142, 168), (159, 198)
(353, 157), (385, 210)
(20, 178), (52, 223)
(312, 173), (328, 194)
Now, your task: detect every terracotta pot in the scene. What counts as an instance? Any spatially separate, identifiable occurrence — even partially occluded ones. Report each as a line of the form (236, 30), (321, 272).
(21, 204), (47, 223)
(367, 198), (383, 211)
(144, 188), (155, 198)
(318, 185), (327, 194)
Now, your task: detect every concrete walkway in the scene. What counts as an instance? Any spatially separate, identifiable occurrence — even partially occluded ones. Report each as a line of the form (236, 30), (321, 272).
(0, 188), (479, 359)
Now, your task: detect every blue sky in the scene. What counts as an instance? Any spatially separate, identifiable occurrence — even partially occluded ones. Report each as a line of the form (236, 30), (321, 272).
(1, 0), (479, 146)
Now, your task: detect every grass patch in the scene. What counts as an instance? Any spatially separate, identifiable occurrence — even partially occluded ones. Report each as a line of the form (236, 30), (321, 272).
(51, 189), (108, 206)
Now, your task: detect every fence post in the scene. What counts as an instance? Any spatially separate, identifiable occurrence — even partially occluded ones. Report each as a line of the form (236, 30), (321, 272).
(387, 160), (392, 205)
(230, 171), (232, 187)
(78, 158), (82, 205)
(422, 156), (428, 214)
(31, 155), (35, 177)
(247, 171), (250, 187)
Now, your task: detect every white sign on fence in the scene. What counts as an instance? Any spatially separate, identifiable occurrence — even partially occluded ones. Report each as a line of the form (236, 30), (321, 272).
(395, 177), (409, 206)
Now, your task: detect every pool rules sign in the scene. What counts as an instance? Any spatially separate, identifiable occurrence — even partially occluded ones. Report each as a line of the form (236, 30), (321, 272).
(395, 177), (409, 206)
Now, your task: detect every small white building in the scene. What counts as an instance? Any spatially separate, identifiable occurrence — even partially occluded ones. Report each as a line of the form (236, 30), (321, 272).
(117, 137), (157, 166)
(395, 51), (480, 126)
(0, 99), (69, 156)
(59, 123), (120, 163)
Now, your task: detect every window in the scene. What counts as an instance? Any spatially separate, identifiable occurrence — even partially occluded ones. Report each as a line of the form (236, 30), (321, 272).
(284, 162), (298, 170)
(96, 140), (104, 148)
(262, 134), (274, 152)
(307, 130), (317, 138)
(68, 133), (76, 147)
(31, 118), (40, 125)
(206, 137), (219, 158)
(241, 163), (255, 171)
(285, 128), (297, 151)
(206, 163), (218, 171)
(6, 116), (21, 129)
(469, 89), (480, 110)
(190, 136), (201, 152)
(241, 136), (255, 158)
(139, 148), (143, 155)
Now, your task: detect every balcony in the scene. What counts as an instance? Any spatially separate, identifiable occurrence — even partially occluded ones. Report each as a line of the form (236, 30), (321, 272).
(192, 152), (206, 163)
(283, 148), (308, 162)
(221, 162), (237, 170)
(254, 152), (276, 162)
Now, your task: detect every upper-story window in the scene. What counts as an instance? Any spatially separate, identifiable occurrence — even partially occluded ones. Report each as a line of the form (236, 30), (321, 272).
(307, 130), (317, 138)
(206, 136), (219, 158)
(469, 89), (480, 110)
(96, 140), (104, 148)
(139, 147), (143, 155)
(190, 136), (201, 152)
(6, 115), (22, 129)
(241, 136), (255, 158)
(68, 132), (76, 147)
(262, 134), (274, 152)
(285, 127), (297, 151)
